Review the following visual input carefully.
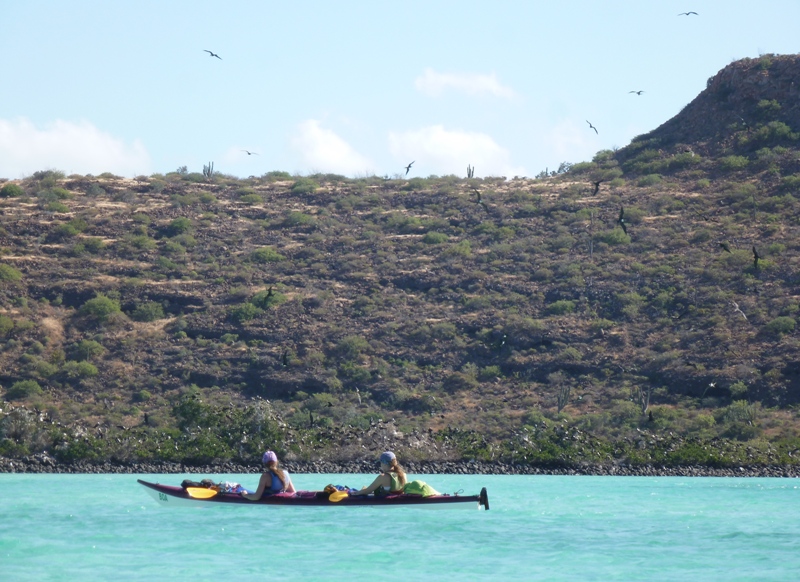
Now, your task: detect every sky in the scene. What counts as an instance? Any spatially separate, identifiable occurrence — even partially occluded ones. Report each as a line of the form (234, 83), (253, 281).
(2, 1), (799, 180)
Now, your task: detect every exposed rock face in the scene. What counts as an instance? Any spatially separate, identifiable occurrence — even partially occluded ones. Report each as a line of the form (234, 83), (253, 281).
(619, 54), (800, 160)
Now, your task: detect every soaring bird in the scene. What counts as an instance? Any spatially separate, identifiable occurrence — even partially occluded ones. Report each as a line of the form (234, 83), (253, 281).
(472, 188), (489, 213)
(629, 90), (645, 95)
(592, 180), (604, 195)
(618, 206), (628, 235)
(242, 150), (259, 156)
(405, 161), (415, 175)
(586, 120), (598, 134)
(678, 11), (698, 16)
(204, 50), (222, 59)
(719, 242), (732, 253)
(752, 246), (761, 269)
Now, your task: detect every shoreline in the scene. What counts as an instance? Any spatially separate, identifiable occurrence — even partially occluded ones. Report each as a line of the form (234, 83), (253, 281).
(2, 455), (799, 478)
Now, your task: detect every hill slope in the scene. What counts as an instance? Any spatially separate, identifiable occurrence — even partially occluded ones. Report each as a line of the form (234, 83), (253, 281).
(2, 55), (800, 468)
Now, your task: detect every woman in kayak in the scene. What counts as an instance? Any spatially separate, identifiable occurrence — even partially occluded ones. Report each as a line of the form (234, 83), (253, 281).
(350, 451), (407, 497)
(241, 450), (296, 500)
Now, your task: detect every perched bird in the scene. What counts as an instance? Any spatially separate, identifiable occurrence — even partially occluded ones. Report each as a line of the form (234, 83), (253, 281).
(618, 206), (628, 235)
(405, 161), (415, 175)
(629, 90), (645, 95)
(586, 120), (598, 134)
(204, 50), (222, 59)
(242, 150), (259, 156)
(678, 11), (698, 16)
(719, 242), (732, 253)
(752, 246), (761, 269)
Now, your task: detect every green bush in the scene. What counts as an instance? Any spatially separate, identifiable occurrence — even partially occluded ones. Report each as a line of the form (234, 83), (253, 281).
(0, 264), (22, 283)
(546, 300), (576, 315)
(764, 316), (796, 337)
(283, 212), (316, 227)
(6, 380), (43, 400)
(422, 231), (449, 244)
(61, 360), (99, 379)
(166, 217), (192, 236)
(250, 289), (287, 309)
(0, 183), (24, 197)
(0, 315), (13, 336)
(229, 302), (262, 323)
(250, 246), (285, 263)
(718, 155), (749, 171)
(131, 301), (165, 322)
(291, 178), (319, 194)
(68, 340), (106, 361)
(79, 295), (122, 323)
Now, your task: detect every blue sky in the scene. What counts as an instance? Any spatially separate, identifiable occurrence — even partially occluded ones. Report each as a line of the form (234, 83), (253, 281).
(2, 1), (799, 180)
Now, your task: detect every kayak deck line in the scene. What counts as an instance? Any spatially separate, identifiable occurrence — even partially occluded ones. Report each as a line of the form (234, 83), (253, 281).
(138, 479), (489, 510)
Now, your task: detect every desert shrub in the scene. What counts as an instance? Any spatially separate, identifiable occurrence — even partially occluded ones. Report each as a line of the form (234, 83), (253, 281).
(546, 300), (575, 315)
(596, 229), (630, 245)
(0, 183), (24, 197)
(637, 174), (662, 187)
(229, 303), (261, 323)
(291, 178), (318, 194)
(6, 380), (43, 400)
(443, 371), (479, 393)
(250, 246), (285, 263)
(334, 335), (370, 360)
(82, 237), (105, 253)
(764, 316), (796, 337)
(130, 301), (165, 322)
(166, 217), (192, 236)
(423, 231), (449, 244)
(283, 212), (316, 227)
(718, 155), (749, 171)
(68, 339), (106, 361)
(135, 390), (152, 403)
(250, 289), (287, 309)
(0, 264), (23, 283)
(79, 295), (122, 323)
(0, 315), (14, 336)
(61, 360), (99, 379)
(263, 171), (292, 181)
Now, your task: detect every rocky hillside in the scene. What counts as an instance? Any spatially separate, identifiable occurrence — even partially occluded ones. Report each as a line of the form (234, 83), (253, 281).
(2, 55), (800, 468)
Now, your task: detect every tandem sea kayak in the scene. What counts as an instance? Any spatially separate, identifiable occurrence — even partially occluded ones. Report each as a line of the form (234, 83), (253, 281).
(137, 479), (489, 510)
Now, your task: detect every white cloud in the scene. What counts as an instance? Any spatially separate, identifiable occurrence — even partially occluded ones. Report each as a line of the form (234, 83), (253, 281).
(388, 125), (526, 178)
(0, 117), (151, 178)
(290, 119), (373, 175)
(414, 68), (517, 99)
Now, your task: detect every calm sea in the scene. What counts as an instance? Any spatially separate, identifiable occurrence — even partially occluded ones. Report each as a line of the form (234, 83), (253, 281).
(1, 473), (798, 581)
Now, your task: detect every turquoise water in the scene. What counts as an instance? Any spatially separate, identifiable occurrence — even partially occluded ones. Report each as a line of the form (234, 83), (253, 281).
(1, 474), (799, 581)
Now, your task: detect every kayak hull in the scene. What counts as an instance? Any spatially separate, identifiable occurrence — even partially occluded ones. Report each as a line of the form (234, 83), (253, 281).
(138, 479), (488, 510)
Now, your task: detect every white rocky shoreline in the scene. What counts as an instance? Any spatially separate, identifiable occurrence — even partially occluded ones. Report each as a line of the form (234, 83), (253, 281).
(2, 454), (799, 478)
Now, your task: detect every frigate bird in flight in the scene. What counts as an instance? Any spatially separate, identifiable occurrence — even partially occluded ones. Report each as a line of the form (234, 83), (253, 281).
(586, 120), (598, 134)
(678, 11), (698, 16)
(719, 242), (732, 253)
(472, 188), (489, 213)
(204, 50), (222, 59)
(752, 246), (761, 269)
(592, 180), (604, 195)
(629, 90), (645, 95)
(618, 206), (628, 235)
(405, 161), (415, 175)
(242, 150), (259, 156)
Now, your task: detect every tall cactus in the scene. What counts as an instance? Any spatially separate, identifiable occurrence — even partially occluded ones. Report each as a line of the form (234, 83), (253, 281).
(203, 161), (215, 179)
(467, 164), (475, 178)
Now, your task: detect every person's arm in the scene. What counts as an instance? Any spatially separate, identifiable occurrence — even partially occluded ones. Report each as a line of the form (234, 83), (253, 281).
(241, 472), (272, 501)
(284, 471), (296, 493)
(349, 473), (389, 496)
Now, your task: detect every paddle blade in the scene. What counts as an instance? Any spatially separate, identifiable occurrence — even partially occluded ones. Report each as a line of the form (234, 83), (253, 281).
(328, 490), (349, 503)
(186, 487), (218, 499)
